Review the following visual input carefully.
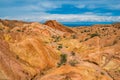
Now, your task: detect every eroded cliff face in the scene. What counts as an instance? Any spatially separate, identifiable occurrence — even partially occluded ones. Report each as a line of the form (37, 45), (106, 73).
(0, 19), (120, 80)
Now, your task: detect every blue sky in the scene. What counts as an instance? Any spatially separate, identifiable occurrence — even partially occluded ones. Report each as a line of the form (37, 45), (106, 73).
(0, 0), (120, 23)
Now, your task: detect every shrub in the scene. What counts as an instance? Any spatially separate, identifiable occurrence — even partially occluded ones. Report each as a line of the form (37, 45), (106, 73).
(17, 29), (21, 32)
(52, 35), (61, 42)
(71, 51), (75, 56)
(57, 44), (63, 50)
(57, 54), (67, 67)
(84, 30), (90, 32)
(101, 72), (104, 75)
(71, 34), (76, 39)
(16, 55), (19, 59)
(80, 40), (83, 42)
(84, 30), (87, 32)
(84, 38), (89, 41)
(90, 33), (100, 38)
(69, 59), (78, 66)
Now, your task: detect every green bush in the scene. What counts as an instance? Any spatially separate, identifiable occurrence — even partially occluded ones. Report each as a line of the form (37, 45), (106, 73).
(57, 54), (67, 67)
(90, 33), (100, 38)
(57, 44), (63, 50)
(52, 35), (61, 42)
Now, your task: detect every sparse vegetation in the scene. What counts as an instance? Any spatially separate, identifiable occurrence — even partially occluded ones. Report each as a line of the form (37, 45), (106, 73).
(84, 30), (90, 32)
(84, 38), (89, 41)
(71, 34), (76, 39)
(101, 72), (105, 75)
(69, 59), (78, 66)
(57, 54), (67, 67)
(80, 40), (83, 42)
(63, 35), (66, 38)
(84, 30), (87, 32)
(81, 31), (83, 33)
(52, 35), (61, 42)
(90, 32), (100, 38)
(57, 44), (63, 50)
(16, 55), (19, 59)
(0, 19), (120, 80)
(17, 29), (21, 32)
(71, 51), (75, 56)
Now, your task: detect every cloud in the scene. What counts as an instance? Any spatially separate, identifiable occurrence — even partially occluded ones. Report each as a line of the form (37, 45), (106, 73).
(108, 4), (120, 10)
(84, 12), (112, 16)
(1, 13), (120, 22)
(0, 0), (120, 23)
(75, 4), (86, 8)
(0, 0), (62, 16)
(75, 0), (120, 10)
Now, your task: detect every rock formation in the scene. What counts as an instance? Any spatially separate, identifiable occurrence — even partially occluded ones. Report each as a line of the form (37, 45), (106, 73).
(0, 19), (120, 80)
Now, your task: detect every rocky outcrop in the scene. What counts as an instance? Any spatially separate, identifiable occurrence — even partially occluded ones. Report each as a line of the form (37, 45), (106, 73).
(44, 20), (74, 33)
(0, 19), (120, 80)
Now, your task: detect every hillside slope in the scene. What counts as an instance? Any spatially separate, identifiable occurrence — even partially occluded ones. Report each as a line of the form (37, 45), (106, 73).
(44, 20), (74, 33)
(0, 19), (120, 80)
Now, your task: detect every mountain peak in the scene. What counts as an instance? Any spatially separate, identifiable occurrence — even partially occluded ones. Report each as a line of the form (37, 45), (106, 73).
(44, 20), (74, 33)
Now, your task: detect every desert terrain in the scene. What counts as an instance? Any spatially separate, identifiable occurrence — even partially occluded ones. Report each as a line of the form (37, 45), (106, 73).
(0, 19), (120, 80)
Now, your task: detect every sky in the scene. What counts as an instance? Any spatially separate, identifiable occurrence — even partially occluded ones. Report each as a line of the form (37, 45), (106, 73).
(0, 0), (120, 23)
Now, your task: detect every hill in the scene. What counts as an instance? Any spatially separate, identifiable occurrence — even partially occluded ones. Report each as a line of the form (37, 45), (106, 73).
(0, 19), (120, 80)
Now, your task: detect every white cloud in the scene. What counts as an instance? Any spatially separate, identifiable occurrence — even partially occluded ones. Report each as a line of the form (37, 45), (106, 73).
(37, 2), (61, 9)
(1, 13), (120, 22)
(76, 4), (86, 8)
(75, 0), (120, 10)
(0, 0), (120, 23)
(84, 12), (112, 16)
(107, 4), (120, 10)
